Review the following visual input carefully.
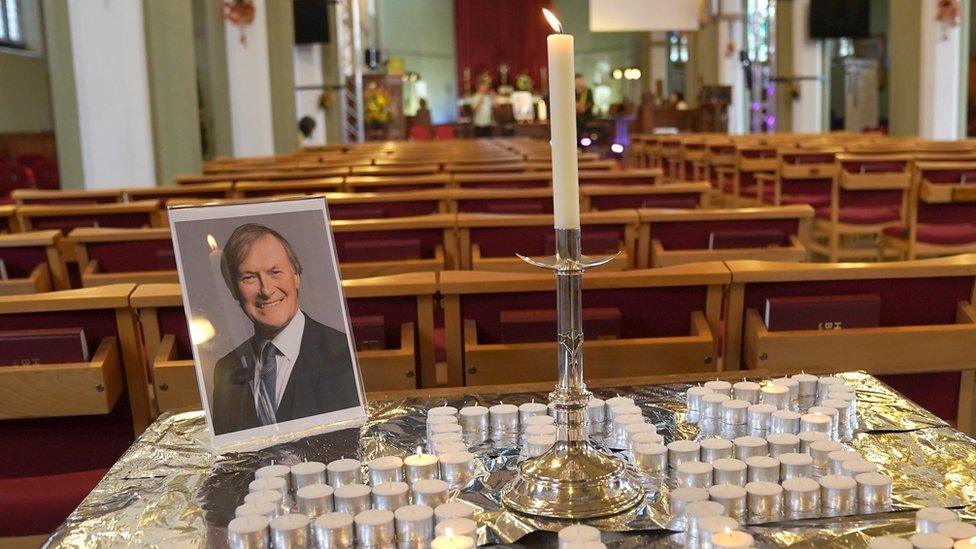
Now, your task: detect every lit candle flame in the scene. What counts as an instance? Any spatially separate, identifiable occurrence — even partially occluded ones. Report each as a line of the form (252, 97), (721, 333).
(189, 316), (216, 345)
(416, 446), (423, 456)
(444, 526), (455, 539)
(207, 234), (218, 251)
(542, 8), (563, 33)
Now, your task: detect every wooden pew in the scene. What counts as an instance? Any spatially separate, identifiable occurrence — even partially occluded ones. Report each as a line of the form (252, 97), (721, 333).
(452, 171), (551, 190)
(175, 167), (349, 186)
(332, 214), (458, 278)
(448, 188), (553, 215)
(323, 190), (447, 219)
(68, 228), (177, 287)
(581, 182), (710, 211)
(757, 148), (840, 208)
(723, 255), (976, 432)
(11, 189), (123, 205)
(0, 205), (17, 232)
(637, 205), (814, 267)
(578, 168), (663, 186)
(234, 177), (345, 198)
(350, 164), (441, 177)
(123, 182), (235, 202)
(439, 264), (728, 387)
(343, 174), (452, 193)
(0, 230), (68, 292)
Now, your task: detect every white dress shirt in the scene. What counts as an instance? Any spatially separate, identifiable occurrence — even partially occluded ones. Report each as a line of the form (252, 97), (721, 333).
(252, 310), (306, 413)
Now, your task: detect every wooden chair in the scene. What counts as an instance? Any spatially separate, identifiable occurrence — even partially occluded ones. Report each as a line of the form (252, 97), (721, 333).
(448, 188), (553, 215)
(716, 144), (779, 207)
(578, 168), (663, 186)
(0, 230), (68, 292)
(882, 161), (976, 260)
(757, 148), (840, 208)
(658, 135), (684, 180)
(122, 182), (235, 202)
(808, 153), (913, 262)
(332, 214), (458, 278)
(580, 182), (710, 211)
(0, 205), (17, 232)
(678, 136), (708, 181)
(69, 227), (177, 287)
(723, 255), (976, 432)
(692, 138), (737, 185)
(11, 189), (123, 206)
(637, 205), (814, 268)
(344, 174), (452, 193)
(440, 264), (728, 386)
(452, 172), (551, 190)
(456, 211), (640, 271)
(324, 190), (447, 219)
(234, 177), (345, 198)
(132, 274), (438, 413)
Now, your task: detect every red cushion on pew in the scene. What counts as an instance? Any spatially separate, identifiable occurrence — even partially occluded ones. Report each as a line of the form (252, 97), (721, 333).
(780, 194), (831, 208)
(815, 206), (900, 224)
(882, 223), (976, 245)
(0, 468), (108, 537)
(877, 372), (961, 424)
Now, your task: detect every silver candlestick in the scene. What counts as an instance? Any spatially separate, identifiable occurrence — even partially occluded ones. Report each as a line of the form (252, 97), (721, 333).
(500, 228), (644, 518)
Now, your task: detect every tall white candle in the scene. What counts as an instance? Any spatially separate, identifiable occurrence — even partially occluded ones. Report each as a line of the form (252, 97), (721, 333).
(543, 8), (581, 229)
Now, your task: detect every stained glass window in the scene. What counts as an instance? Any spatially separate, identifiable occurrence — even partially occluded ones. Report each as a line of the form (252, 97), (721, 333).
(0, 0), (23, 47)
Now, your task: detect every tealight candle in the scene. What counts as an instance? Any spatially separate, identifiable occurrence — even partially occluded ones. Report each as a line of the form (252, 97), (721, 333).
(684, 500), (726, 545)
(827, 450), (862, 476)
(249, 476), (287, 495)
(439, 451), (476, 486)
(244, 490), (284, 515)
(746, 404), (776, 432)
(235, 501), (277, 521)
(630, 431), (665, 457)
(779, 452), (814, 480)
(936, 521), (976, 541)
(428, 405), (458, 418)
(819, 474), (857, 515)
(255, 464), (291, 491)
(721, 400), (750, 426)
(798, 431), (828, 454)
(429, 432), (464, 454)
(782, 477), (820, 518)
(326, 458), (362, 488)
(799, 412), (832, 434)
(855, 472), (892, 512)
(269, 514), (310, 547)
(821, 398), (850, 431)
(687, 386), (713, 413)
(354, 509), (396, 548)
(677, 461), (714, 488)
(908, 533), (955, 549)
(745, 456), (780, 483)
(431, 531), (476, 549)
(525, 423), (558, 439)
(733, 380), (761, 404)
(404, 448), (440, 484)
(518, 401), (548, 423)
(523, 414), (556, 428)
(227, 515), (270, 549)
(633, 442), (668, 473)
(333, 484), (372, 516)
(703, 393), (732, 420)
(289, 461), (326, 491)
(704, 379), (733, 397)
(701, 437), (734, 462)
(807, 405), (840, 437)
(817, 376), (845, 399)
(605, 395), (635, 411)
(431, 422), (464, 437)
(586, 398), (606, 430)
(458, 405), (489, 437)
(488, 403), (519, 438)
(367, 456), (404, 486)
(916, 507), (959, 534)
(412, 478), (450, 508)
(436, 442), (469, 457)
(669, 486), (709, 518)
(745, 481), (783, 522)
(770, 410), (801, 435)
(766, 433), (800, 457)
(771, 377), (799, 402)
(841, 459), (878, 477)
(708, 484), (747, 521)
(558, 524), (602, 547)
(435, 518), (477, 538)
(699, 516), (741, 547)
(313, 512), (355, 548)
(427, 414), (460, 439)
(760, 384), (790, 410)
(792, 373), (819, 399)
(371, 481), (409, 511)
(296, 483), (334, 517)
(624, 421), (656, 446)
(395, 504), (435, 546)
(733, 436), (767, 460)
(667, 440), (701, 468)
(608, 403), (643, 422)
(712, 458), (748, 486)
(810, 440), (844, 470)
(868, 536), (913, 549)
(524, 434), (556, 458)
(712, 528), (755, 549)
(434, 501), (475, 523)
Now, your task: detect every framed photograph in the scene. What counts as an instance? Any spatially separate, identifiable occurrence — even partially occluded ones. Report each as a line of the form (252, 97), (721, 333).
(168, 197), (366, 451)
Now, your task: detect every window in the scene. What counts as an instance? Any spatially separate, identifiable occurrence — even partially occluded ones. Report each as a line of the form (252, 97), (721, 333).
(0, 0), (24, 48)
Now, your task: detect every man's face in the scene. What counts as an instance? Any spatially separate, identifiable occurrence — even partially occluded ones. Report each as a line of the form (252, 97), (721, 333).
(575, 77), (584, 91)
(235, 234), (301, 334)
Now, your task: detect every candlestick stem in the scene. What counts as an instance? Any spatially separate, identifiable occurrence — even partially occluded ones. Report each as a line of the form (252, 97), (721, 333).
(500, 229), (643, 518)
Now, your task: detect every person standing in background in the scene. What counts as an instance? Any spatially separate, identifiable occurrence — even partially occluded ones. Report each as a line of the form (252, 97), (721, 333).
(471, 82), (496, 138)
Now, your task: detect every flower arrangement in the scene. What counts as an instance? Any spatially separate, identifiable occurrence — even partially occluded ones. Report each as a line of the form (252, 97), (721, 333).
(364, 89), (392, 128)
(515, 72), (534, 92)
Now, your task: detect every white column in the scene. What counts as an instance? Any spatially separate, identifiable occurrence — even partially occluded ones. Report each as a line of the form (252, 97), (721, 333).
(790, 0), (823, 133)
(225, 0), (275, 157)
(717, 0), (746, 134)
(649, 31), (668, 96)
(67, 0), (155, 188)
(918, 1), (962, 139)
(294, 44), (327, 146)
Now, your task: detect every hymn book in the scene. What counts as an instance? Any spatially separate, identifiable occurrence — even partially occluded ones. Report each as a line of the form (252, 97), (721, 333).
(764, 294), (881, 331)
(0, 327), (89, 366)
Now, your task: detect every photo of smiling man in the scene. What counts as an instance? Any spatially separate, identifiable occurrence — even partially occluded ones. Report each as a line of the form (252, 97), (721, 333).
(169, 197), (365, 449)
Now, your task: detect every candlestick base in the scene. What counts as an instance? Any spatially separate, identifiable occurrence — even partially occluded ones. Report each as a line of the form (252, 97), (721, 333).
(501, 439), (644, 519)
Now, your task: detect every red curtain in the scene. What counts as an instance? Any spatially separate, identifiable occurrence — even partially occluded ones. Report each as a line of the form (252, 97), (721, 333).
(454, 0), (554, 95)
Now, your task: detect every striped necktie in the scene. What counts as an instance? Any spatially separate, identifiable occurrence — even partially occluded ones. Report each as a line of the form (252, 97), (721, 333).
(256, 341), (278, 424)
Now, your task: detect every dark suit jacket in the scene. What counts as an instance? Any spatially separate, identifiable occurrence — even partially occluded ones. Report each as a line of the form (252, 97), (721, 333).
(211, 313), (360, 436)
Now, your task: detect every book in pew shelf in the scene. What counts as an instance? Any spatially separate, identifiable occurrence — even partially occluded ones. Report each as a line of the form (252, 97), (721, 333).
(763, 294), (881, 332)
(0, 327), (89, 366)
(351, 315), (386, 351)
(500, 307), (622, 344)
(708, 229), (786, 250)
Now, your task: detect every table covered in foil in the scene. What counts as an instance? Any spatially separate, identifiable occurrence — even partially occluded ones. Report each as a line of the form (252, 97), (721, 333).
(45, 372), (976, 548)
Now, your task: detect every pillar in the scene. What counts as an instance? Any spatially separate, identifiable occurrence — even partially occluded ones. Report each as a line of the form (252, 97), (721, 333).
(42, 0), (83, 189)
(918, 0), (968, 139)
(266, 0), (299, 154)
(717, 0), (747, 134)
(788, 0), (824, 133)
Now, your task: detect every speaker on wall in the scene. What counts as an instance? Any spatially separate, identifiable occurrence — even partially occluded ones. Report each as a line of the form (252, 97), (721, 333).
(294, 0), (330, 44)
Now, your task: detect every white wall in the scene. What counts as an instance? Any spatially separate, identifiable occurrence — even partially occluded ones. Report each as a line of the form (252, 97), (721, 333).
(68, 0), (156, 188)
(918, 0), (962, 139)
(294, 44), (327, 146)
(717, 0), (746, 134)
(790, 0), (824, 133)
(225, 0), (275, 157)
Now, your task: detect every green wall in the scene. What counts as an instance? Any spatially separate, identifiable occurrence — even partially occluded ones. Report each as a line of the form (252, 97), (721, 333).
(193, 0), (233, 160)
(887, 0), (921, 136)
(266, 0), (299, 154)
(0, 0), (53, 133)
(41, 0), (83, 188)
